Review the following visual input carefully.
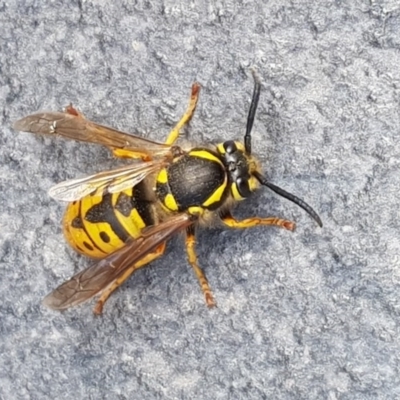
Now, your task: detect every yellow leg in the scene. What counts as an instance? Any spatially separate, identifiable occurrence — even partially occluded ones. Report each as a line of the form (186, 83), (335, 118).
(93, 242), (166, 315)
(111, 148), (152, 161)
(185, 228), (216, 307)
(63, 105), (152, 160)
(221, 212), (296, 231)
(165, 83), (201, 145)
(112, 83), (200, 157)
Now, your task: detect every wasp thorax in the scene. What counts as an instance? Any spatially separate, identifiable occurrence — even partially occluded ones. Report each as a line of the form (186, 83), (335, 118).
(218, 140), (253, 199)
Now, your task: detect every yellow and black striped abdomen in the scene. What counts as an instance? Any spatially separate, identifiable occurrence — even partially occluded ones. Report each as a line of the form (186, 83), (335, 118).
(63, 182), (156, 258)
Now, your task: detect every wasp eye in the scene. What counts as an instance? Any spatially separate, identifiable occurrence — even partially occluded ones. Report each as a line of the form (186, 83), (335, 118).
(224, 140), (237, 154)
(237, 177), (252, 198)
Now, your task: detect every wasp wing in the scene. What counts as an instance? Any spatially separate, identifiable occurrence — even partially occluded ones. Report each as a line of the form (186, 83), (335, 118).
(13, 111), (172, 157)
(43, 213), (196, 311)
(48, 159), (167, 201)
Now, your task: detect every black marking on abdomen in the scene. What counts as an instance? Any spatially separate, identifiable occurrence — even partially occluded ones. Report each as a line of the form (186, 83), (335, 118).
(85, 193), (130, 242)
(115, 192), (132, 217)
(83, 241), (94, 251)
(114, 182), (155, 227)
(156, 182), (169, 206)
(71, 200), (106, 255)
(72, 216), (84, 229)
(133, 182), (155, 226)
(99, 231), (111, 243)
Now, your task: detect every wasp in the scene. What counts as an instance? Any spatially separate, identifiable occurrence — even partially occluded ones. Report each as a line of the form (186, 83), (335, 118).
(14, 72), (322, 314)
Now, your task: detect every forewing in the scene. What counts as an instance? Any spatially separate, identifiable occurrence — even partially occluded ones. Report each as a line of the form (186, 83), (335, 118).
(42, 213), (196, 311)
(14, 111), (172, 156)
(48, 159), (167, 201)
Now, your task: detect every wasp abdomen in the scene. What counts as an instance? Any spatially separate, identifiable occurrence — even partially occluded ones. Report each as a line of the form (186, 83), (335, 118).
(63, 182), (156, 258)
(156, 149), (228, 212)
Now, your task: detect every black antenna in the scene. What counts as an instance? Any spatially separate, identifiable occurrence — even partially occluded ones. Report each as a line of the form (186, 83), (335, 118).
(253, 171), (323, 227)
(244, 70), (261, 155)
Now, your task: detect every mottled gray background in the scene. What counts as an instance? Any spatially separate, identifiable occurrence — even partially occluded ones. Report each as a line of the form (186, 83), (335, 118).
(1, 1), (400, 399)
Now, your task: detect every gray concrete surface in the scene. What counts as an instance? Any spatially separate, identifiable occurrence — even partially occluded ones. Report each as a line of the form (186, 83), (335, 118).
(1, 1), (400, 399)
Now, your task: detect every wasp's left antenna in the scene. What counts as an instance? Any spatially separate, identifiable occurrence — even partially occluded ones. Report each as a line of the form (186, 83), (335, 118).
(244, 70), (261, 155)
(253, 171), (323, 227)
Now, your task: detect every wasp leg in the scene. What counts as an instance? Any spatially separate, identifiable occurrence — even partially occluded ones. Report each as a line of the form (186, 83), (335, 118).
(93, 242), (167, 315)
(220, 211), (296, 231)
(185, 226), (216, 307)
(165, 83), (201, 145)
(111, 148), (152, 161)
(64, 104), (84, 118)
(114, 83), (200, 156)
(63, 104), (151, 160)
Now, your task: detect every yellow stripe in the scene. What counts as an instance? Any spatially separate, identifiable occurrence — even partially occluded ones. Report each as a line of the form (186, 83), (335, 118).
(85, 220), (123, 253)
(63, 200), (106, 258)
(188, 206), (205, 216)
(157, 168), (168, 184)
(203, 177), (227, 207)
(63, 201), (80, 248)
(164, 193), (178, 211)
(216, 143), (226, 154)
(189, 149), (224, 166)
(112, 189), (145, 239)
(231, 182), (245, 201)
(81, 192), (124, 253)
(248, 176), (259, 192)
(235, 141), (245, 152)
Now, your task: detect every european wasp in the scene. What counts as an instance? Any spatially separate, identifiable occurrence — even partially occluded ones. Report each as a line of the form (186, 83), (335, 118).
(14, 72), (322, 314)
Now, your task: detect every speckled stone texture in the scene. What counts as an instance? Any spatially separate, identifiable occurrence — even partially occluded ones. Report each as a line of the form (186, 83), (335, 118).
(1, 1), (400, 399)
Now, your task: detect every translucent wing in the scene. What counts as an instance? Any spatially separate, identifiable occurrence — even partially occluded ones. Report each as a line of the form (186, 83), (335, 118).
(13, 109), (172, 157)
(48, 159), (167, 201)
(42, 213), (196, 311)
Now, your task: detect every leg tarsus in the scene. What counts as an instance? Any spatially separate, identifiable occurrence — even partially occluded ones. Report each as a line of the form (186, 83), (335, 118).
(221, 211), (296, 231)
(111, 147), (152, 161)
(165, 83), (201, 145)
(185, 228), (216, 308)
(93, 242), (166, 314)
